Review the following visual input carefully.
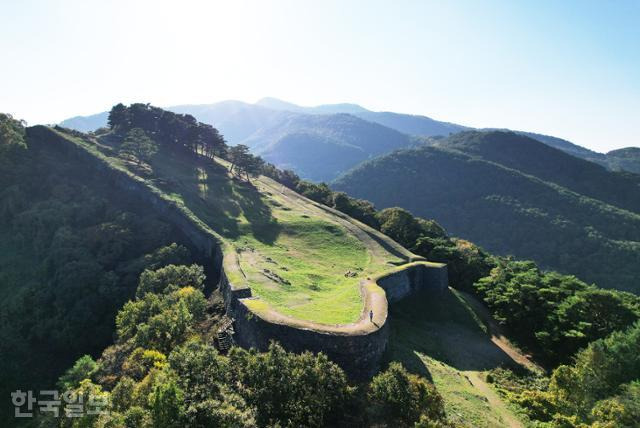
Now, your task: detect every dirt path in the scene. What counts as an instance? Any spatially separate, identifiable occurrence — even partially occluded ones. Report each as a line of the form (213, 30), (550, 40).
(465, 371), (523, 428)
(457, 290), (543, 373)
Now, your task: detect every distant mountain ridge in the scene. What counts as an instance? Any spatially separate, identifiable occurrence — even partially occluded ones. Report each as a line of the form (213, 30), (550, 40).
(59, 98), (640, 176)
(333, 130), (640, 293)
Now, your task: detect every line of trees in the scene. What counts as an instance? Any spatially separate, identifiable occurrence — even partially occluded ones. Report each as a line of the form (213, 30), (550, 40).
(108, 103), (226, 160)
(108, 104), (269, 182)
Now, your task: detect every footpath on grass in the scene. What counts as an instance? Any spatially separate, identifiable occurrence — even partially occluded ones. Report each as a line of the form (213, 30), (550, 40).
(387, 288), (536, 427)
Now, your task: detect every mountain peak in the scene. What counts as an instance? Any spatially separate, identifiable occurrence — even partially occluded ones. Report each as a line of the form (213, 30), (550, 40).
(256, 97), (369, 115)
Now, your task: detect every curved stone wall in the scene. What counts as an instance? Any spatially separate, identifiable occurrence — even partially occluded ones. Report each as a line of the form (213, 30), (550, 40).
(39, 126), (449, 380)
(220, 261), (448, 379)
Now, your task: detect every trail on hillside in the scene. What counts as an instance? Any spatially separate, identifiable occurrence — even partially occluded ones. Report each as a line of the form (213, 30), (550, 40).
(386, 288), (532, 427)
(457, 290), (543, 374)
(465, 371), (523, 428)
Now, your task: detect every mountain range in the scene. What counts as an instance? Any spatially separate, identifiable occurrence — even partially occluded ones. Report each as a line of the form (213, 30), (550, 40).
(59, 98), (640, 180)
(333, 130), (640, 293)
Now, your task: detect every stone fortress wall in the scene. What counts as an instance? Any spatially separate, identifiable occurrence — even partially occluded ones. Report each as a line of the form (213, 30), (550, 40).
(39, 125), (448, 379)
(219, 260), (448, 379)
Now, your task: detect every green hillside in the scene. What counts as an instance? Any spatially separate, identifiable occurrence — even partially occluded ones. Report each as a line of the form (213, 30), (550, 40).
(333, 134), (640, 293)
(4, 107), (640, 427)
(0, 118), (196, 421)
(57, 104), (414, 325)
(143, 151), (407, 324)
(243, 113), (415, 181)
(438, 131), (640, 214)
(607, 147), (640, 174)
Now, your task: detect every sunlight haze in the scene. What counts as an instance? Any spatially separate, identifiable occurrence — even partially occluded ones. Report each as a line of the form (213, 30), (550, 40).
(1, 0), (638, 152)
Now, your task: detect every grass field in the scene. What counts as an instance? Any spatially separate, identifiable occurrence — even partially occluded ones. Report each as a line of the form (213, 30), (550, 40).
(386, 288), (528, 427)
(114, 145), (406, 324)
(53, 129), (410, 324)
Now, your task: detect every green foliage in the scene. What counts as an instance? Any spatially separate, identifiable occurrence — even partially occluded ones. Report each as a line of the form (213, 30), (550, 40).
(0, 113), (27, 180)
(116, 285), (207, 353)
(475, 259), (640, 364)
(228, 143), (264, 180)
(0, 125), (192, 421)
(369, 362), (446, 427)
(331, 191), (379, 228)
(169, 341), (256, 427)
(296, 180), (333, 205)
(443, 130), (640, 215)
(590, 381), (640, 427)
(57, 355), (98, 391)
(296, 181), (379, 228)
(0, 112), (26, 152)
(119, 127), (158, 165)
(227, 342), (353, 427)
(514, 322), (640, 426)
(108, 103), (226, 159)
(377, 207), (425, 247)
(150, 380), (185, 428)
(333, 136), (640, 293)
(260, 164), (300, 189)
(58, 263), (449, 428)
(108, 103), (128, 129)
(136, 264), (205, 298)
(122, 348), (167, 381)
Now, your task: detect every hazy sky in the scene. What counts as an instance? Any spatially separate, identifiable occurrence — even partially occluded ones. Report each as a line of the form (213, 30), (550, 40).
(1, 0), (638, 152)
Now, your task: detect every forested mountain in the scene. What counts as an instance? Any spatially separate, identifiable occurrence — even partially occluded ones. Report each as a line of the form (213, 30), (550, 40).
(607, 147), (640, 173)
(514, 130), (608, 164)
(436, 131), (640, 215)
(168, 100), (294, 143)
(333, 131), (640, 293)
(4, 106), (640, 427)
(256, 97), (468, 137)
(242, 113), (415, 181)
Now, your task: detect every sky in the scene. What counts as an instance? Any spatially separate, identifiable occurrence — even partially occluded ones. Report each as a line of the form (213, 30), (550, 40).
(1, 0), (638, 152)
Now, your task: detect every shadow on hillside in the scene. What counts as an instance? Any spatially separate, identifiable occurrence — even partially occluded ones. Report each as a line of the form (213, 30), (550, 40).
(385, 288), (522, 374)
(234, 182), (282, 244)
(191, 158), (281, 244)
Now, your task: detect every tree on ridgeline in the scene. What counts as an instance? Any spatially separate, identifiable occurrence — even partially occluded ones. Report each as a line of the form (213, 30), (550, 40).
(0, 113), (27, 183)
(0, 113), (27, 152)
(227, 144), (264, 181)
(108, 103), (129, 130)
(228, 144), (250, 174)
(119, 127), (158, 165)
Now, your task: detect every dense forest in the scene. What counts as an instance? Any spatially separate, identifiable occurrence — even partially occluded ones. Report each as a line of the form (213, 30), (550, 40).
(3, 107), (639, 427)
(0, 113), (200, 422)
(436, 131), (640, 215)
(35, 263), (449, 427)
(333, 133), (640, 293)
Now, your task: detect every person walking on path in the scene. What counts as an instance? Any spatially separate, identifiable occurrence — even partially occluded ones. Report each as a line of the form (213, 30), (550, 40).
(369, 310), (374, 323)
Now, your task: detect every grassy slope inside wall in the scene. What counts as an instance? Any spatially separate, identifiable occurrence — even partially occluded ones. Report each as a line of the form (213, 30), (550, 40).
(54, 127), (412, 325)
